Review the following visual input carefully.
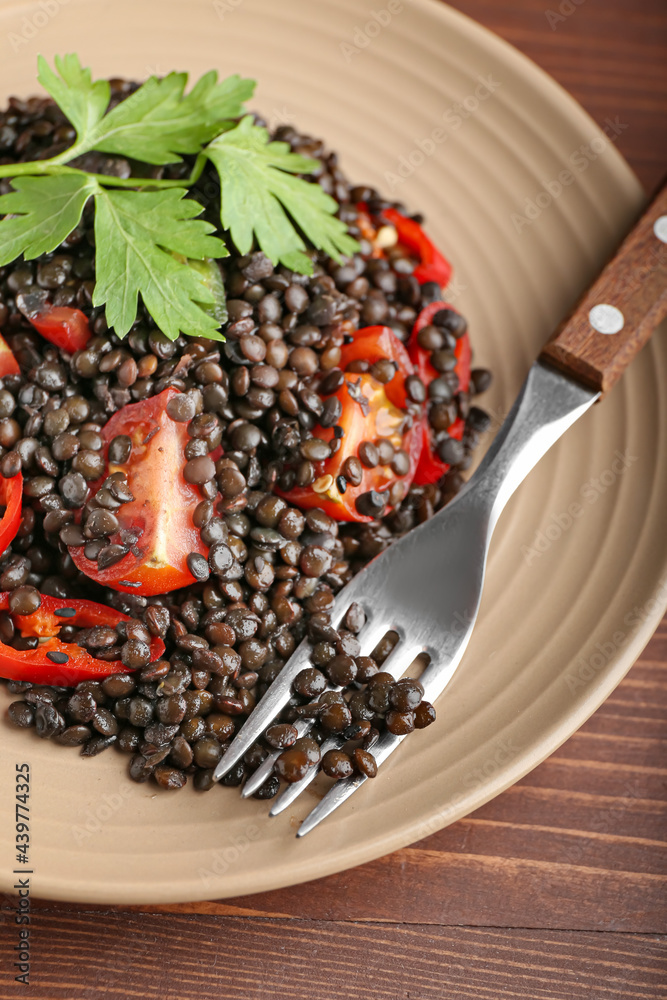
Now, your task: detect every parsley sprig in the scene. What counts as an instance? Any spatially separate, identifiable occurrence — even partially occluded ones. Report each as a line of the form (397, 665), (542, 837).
(0, 55), (359, 340)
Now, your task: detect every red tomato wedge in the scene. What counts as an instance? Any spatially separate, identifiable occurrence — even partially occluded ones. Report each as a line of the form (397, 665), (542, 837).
(337, 325), (412, 409)
(0, 593), (165, 685)
(0, 470), (23, 555)
(409, 302), (471, 486)
(68, 388), (213, 596)
(0, 332), (20, 378)
(279, 326), (422, 522)
(16, 290), (91, 353)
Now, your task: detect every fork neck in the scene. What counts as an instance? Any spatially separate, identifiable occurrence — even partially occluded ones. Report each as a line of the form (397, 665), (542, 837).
(462, 362), (599, 528)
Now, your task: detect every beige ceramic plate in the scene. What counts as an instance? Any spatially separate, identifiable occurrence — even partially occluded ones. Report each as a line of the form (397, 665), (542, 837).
(0, 0), (665, 905)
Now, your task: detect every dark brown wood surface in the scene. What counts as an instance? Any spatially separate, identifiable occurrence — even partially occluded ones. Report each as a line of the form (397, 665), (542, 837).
(1, 1), (666, 997)
(541, 180), (667, 393)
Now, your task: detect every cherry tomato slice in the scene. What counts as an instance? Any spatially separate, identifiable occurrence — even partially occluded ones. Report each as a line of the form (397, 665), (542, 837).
(68, 388), (213, 596)
(0, 470), (23, 554)
(409, 302), (471, 486)
(280, 326), (422, 522)
(337, 325), (412, 409)
(16, 290), (91, 353)
(0, 332), (20, 378)
(280, 374), (422, 522)
(0, 593), (165, 685)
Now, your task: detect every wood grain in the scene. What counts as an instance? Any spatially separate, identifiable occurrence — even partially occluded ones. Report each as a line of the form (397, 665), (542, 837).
(0, 2), (666, 998)
(447, 0), (667, 195)
(1, 918), (666, 1000)
(540, 180), (667, 392)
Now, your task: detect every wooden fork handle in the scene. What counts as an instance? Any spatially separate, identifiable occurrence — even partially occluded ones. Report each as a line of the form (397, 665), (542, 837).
(539, 178), (667, 395)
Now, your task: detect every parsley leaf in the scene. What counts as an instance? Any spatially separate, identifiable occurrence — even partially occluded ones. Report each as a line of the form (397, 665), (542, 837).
(0, 172), (97, 265)
(204, 116), (359, 273)
(185, 257), (228, 326)
(0, 56), (362, 342)
(37, 55), (254, 164)
(92, 188), (229, 340)
(90, 70), (255, 164)
(37, 54), (110, 150)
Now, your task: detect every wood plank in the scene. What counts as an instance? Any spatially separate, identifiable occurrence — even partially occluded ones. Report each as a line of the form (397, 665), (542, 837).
(0, 917), (665, 1000)
(127, 853), (664, 932)
(551, 732), (667, 768)
(447, 0), (667, 191)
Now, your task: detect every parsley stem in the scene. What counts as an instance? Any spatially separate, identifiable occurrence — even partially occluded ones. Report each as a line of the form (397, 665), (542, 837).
(45, 142), (94, 167)
(83, 173), (186, 190)
(188, 152), (209, 187)
(0, 159), (187, 189)
(0, 161), (52, 179)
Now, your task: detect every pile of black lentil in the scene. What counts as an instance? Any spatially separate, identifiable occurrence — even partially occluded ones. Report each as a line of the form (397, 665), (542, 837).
(0, 81), (492, 796)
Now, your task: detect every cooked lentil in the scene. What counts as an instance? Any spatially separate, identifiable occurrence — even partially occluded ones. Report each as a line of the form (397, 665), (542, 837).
(1, 84), (490, 797)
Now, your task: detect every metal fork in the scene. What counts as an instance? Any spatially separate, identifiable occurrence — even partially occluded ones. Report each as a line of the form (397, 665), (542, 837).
(213, 362), (598, 832)
(213, 180), (667, 835)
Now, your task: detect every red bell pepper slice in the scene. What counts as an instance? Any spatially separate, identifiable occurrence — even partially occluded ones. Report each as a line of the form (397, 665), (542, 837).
(17, 290), (91, 353)
(409, 302), (471, 486)
(381, 207), (452, 289)
(409, 302), (471, 389)
(357, 203), (452, 289)
(0, 332), (20, 378)
(0, 593), (165, 686)
(0, 471), (23, 555)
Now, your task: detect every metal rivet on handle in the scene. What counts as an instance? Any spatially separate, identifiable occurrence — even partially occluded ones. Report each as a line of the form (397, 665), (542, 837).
(589, 303), (625, 335)
(654, 215), (667, 243)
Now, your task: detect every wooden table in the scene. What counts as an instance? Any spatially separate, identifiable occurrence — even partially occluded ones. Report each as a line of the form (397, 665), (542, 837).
(1, 1), (666, 997)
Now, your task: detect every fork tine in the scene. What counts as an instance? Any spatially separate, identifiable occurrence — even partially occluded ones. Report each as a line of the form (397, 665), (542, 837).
(213, 611), (386, 782)
(241, 753), (279, 799)
(274, 642), (423, 825)
(211, 637), (313, 781)
(296, 723), (413, 838)
(241, 620), (389, 796)
(296, 647), (462, 836)
(268, 736), (340, 816)
(296, 770), (368, 837)
(241, 716), (315, 798)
